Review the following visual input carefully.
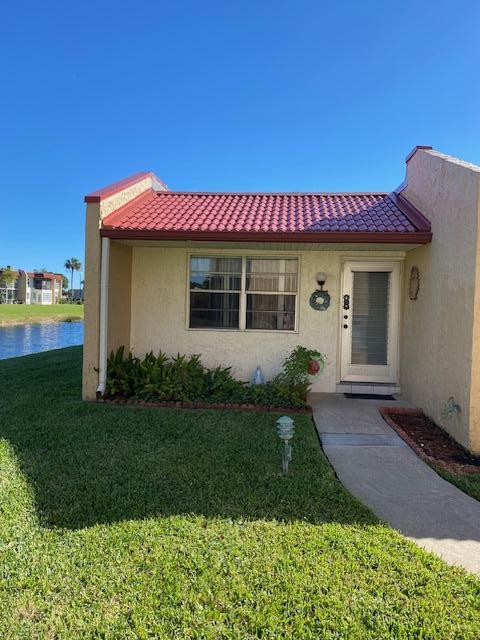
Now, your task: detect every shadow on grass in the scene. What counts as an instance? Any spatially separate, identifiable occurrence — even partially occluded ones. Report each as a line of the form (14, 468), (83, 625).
(0, 347), (375, 530)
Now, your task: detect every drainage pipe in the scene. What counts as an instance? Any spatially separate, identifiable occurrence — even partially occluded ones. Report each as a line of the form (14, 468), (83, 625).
(96, 236), (110, 397)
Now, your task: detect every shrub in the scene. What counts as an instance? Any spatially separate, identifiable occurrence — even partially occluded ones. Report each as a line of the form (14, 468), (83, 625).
(104, 347), (317, 408)
(106, 349), (245, 403)
(273, 345), (326, 388)
(106, 346), (142, 397)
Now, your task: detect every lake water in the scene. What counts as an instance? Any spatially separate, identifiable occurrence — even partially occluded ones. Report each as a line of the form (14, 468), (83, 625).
(0, 321), (84, 360)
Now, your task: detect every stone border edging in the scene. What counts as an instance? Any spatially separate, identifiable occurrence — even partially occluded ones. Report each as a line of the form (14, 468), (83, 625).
(379, 407), (479, 475)
(99, 397), (311, 414)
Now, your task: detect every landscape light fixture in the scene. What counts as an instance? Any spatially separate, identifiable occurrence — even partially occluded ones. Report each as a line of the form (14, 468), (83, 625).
(276, 416), (295, 474)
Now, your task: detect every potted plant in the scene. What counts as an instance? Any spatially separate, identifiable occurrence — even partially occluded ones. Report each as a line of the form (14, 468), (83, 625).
(273, 346), (326, 402)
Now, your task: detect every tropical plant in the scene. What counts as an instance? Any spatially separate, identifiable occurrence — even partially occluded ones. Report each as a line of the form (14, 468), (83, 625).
(0, 267), (18, 303)
(64, 257), (81, 301)
(272, 346), (326, 401)
(105, 346), (142, 397)
(105, 348), (309, 407)
(0, 266), (17, 287)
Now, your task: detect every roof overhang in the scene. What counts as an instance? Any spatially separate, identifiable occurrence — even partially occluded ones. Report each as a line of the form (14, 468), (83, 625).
(100, 228), (432, 244)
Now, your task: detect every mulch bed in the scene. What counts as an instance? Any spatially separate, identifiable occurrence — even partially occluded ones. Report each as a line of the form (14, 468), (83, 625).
(379, 407), (480, 474)
(99, 397), (311, 414)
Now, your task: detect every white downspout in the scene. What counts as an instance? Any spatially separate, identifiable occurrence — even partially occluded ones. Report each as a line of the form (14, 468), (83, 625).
(96, 236), (110, 397)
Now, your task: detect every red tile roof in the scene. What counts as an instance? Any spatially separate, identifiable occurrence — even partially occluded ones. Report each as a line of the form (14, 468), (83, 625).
(101, 188), (431, 244)
(27, 272), (63, 280)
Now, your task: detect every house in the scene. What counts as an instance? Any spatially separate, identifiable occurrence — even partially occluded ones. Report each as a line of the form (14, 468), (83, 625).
(82, 146), (480, 454)
(24, 272), (63, 305)
(0, 269), (63, 304)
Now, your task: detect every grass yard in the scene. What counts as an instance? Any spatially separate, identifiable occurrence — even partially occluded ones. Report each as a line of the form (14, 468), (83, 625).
(0, 303), (83, 325)
(434, 466), (480, 501)
(0, 347), (479, 638)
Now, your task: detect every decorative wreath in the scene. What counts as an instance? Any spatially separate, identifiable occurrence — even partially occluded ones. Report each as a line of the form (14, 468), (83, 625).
(309, 289), (331, 311)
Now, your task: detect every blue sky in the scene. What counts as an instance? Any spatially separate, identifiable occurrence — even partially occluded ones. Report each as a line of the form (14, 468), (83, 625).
(1, 0), (479, 283)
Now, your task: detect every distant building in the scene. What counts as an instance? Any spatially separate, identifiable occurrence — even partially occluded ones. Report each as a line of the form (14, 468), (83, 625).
(25, 272), (63, 304)
(69, 288), (83, 302)
(0, 268), (63, 304)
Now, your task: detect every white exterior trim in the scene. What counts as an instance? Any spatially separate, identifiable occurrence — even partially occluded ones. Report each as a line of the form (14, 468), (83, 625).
(97, 236), (110, 397)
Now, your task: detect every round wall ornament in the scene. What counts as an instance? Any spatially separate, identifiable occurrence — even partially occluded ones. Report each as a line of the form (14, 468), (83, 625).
(409, 266), (420, 300)
(309, 289), (331, 311)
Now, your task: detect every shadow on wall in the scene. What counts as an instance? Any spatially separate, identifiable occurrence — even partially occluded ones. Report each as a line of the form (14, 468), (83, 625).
(0, 347), (375, 530)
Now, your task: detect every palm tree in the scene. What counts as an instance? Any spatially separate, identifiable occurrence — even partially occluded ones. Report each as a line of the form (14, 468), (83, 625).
(64, 258), (81, 301)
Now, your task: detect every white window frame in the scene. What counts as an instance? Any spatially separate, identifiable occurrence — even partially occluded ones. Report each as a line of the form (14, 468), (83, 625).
(187, 254), (299, 333)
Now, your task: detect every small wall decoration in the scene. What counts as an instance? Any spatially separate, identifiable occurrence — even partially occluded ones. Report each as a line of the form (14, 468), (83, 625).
(409, 266), (420, 300)
(441, 396), (461, 419)
(309, 289), (331, 311)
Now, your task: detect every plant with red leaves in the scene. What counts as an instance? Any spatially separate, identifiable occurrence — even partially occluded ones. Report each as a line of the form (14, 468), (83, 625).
(308, 359), (321, 375)
(274, 346), (326, 389)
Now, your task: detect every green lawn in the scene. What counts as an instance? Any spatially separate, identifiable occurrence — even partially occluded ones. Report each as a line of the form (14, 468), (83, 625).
(0, 303), (83, 324)
(434, 466), (480, 501)
(0, 348), (479, 638)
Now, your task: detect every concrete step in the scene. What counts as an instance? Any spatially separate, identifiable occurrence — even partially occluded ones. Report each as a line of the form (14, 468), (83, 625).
(335, 382), (401, 395)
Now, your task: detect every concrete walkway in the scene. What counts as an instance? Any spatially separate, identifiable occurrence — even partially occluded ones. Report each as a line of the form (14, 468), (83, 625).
(310, 393), (480, 574)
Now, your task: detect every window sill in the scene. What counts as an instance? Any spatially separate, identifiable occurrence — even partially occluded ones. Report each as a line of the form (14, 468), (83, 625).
(187, 327), (299, 334)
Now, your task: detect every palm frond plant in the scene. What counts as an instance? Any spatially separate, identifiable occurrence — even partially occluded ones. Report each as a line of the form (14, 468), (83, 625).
(64, 257), (82, 301)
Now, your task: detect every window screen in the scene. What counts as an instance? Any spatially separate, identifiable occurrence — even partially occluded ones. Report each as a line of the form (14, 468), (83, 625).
(351, 271), (390, 365)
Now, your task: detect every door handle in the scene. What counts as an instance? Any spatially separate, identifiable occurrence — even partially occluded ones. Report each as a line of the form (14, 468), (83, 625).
(343, 324), (348, 329)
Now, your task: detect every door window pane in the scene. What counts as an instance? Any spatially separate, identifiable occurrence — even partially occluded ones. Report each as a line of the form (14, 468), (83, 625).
(351, 272), (389, 365)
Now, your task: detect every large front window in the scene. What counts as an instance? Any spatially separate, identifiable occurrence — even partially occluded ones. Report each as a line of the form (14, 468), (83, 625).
(189, 256), (298, 331)
(33, 278), (51, 290)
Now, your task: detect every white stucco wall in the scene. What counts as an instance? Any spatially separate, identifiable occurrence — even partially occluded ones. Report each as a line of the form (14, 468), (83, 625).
(400, 149), (480, 451)
(129, 245), (405, 393)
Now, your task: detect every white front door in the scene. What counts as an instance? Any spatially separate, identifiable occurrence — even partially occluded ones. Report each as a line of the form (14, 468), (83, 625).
(340, 261), (401, 384)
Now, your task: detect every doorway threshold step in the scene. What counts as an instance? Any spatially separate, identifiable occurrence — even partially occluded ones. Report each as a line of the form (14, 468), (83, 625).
(336, 382), (400, 395)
